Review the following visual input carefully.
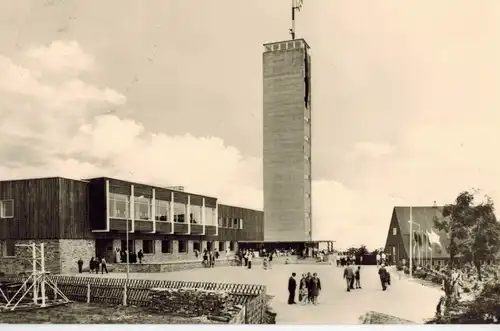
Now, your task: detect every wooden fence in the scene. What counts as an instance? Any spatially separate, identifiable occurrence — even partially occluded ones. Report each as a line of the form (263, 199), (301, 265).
(0, 275), (267, 324)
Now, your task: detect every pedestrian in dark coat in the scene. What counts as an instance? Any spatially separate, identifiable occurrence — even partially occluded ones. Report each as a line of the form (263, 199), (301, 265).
(378, 264), (390, 290)
(89, 257), (95, 274)
(343, 262), (354, 292)
(77, 258), (83, 273)
(310, 273), (322, 305)
(306, 272), (313, 302)
(288, 272), (297, 304)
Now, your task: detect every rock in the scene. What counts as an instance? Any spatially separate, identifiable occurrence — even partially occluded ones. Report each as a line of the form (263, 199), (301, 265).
(148, 288), (243, 321)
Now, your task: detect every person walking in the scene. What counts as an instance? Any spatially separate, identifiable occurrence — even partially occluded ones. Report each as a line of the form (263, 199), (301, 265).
(310, 273), (322, 305)
(349, 263), (355, 289)
(101, 257), (108, 274)
(137, 249), (144, 264)
(381, 252), (386, 265)
(244, 251), (249, 267)
(298, 273), (308, 305)
(288, 272), (297, 304)
(77, 258), (83, 273)
(247, 251), (253, 269)
(343, 262), (354, 292)
(89, 257), (95, 274)
(378, 264), (390, 291)
(376, 253), (381, 267)
(355, 266), (362, 289)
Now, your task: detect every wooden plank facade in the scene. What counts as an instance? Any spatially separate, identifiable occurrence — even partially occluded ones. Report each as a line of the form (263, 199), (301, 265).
(218, 204), (264, 242)
(0, 177), (263, 243)
(0, 178), (92, 240)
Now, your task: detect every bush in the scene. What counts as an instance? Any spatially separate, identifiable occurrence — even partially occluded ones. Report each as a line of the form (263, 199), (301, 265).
(427, 281), (500, 324)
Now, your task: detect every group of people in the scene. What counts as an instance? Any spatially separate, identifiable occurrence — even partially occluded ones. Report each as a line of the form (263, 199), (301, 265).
(195, 249), (218, 268)
(288, 272), (322, 305)
(78, 256), (108, 274)
(342, 262), (362, 291)
(116, 248), (145, 264)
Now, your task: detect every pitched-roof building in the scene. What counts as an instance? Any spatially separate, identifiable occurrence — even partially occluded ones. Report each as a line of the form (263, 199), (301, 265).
(384, 206), (451, 265)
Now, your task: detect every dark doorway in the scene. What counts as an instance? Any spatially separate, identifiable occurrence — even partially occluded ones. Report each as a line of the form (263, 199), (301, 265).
(121, 240), (135, 253)
(95, 239), (114, 262)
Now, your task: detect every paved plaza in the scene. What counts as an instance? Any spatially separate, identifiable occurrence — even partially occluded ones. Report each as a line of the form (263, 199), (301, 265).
(73, 264), (442, 324)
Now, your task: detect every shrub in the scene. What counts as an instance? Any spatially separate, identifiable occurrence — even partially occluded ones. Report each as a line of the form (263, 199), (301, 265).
(427, 281), (500, 324)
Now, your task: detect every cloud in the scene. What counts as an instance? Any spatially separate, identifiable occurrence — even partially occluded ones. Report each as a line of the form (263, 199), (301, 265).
(348, 141), (395, 159)
(23, 41), (94, 75)
(0, 40), (390, 250)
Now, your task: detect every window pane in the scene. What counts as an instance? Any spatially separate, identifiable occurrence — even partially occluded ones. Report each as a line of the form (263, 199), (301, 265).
(134, 197), (150, 220)
(155, 200), (169, 221)
(205, 206), (216, 226)
(109, 194), (129, 218)
(193, 241), (201, 251)
(174, 202), (186, 223)
(1, 200), (14, 218)
(190, 205), (201, 224)
(114, 200), (128, 218)
(161, 240), (171, 253)
(2, 240), (15, 257)
(178, 240), (187, 253)
(143, 240), (154, 254)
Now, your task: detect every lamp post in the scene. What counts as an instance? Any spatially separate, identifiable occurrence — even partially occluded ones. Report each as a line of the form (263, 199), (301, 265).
(124, 194), (144, 306)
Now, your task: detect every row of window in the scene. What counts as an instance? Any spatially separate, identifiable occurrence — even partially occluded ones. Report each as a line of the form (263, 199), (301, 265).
(0, 200), (14, 219)
(217, 217), (243, 229)
(108, 193), (217, 225)
(119, 239), (236, 255)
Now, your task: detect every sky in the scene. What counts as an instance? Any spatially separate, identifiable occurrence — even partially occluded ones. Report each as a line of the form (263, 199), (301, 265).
(0, 0), (499, 250)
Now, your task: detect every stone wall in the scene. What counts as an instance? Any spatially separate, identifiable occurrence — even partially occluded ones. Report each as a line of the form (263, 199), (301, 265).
(148, 288), (244, 323)
(59, 239), (96, 274)
(112, 258), (233, 273)
(0, 239), (61, 275)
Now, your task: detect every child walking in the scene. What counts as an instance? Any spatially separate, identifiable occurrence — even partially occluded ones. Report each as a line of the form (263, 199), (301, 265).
(355, 266), (362, 289)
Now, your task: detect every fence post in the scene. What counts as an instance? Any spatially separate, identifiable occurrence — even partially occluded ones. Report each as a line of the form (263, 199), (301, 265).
(87, 283), (91, 303)
(123, 283), (127, 306)
(54, 281), (58, 300)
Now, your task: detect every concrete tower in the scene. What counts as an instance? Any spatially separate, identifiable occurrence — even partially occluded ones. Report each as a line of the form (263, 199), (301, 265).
(262, 39), (312, 242)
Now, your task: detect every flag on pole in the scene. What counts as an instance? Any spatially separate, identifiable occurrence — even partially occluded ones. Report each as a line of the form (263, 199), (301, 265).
(427, 229), (442, 248)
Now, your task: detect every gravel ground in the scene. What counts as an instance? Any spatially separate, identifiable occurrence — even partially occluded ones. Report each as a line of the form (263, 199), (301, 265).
(0, 302), (216, 324)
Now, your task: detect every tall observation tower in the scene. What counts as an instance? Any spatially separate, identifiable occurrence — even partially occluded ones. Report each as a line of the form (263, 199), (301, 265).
(262, 0), (312, 242)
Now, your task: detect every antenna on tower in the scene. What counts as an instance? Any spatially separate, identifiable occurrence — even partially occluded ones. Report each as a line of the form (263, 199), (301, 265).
(290, 0), (304, 40)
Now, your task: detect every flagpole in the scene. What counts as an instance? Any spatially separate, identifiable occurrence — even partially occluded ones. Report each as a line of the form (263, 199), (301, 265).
(430, 243), (433, 265)
(409, 206), (413, 278)
(425, 231), (428, 263)
(417, 229), (422, 266)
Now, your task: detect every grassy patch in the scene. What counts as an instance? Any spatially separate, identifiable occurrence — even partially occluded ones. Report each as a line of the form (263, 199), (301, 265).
(0, 302), (218, 324)
(360, 311), (415, 324)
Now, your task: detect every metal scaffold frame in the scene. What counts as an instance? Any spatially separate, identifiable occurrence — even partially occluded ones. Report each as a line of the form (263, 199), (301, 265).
(1, 243), (70, 311)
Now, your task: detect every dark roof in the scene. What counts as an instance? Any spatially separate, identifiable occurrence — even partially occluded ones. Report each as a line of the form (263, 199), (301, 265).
(0, 176), (89, 183)
(85, 177), (218, 200)
(393, 206), (450, 259)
